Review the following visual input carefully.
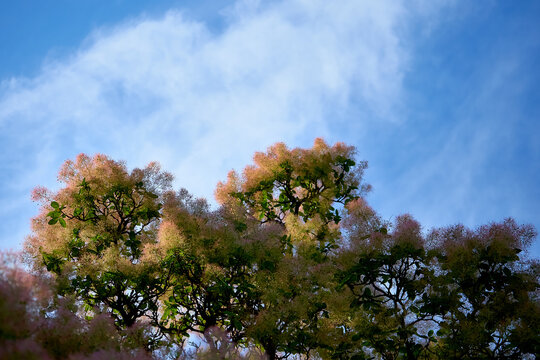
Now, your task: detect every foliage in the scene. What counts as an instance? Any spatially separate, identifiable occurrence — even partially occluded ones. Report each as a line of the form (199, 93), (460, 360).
(13, 139), (539, 359)
(0, 251), (154, 359)
(26, 154), (174, 345)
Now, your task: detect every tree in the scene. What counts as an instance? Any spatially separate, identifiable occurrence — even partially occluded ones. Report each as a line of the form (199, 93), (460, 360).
(215, 139), (371, 358)
(336, 215), (430, 359)
(21, 140), (539, 359)
(0, 251), (153, 359)
(431, 219), (539, 358)
(334, 216), (539, 360)
(26, 154), (174, 348)
(156, 189), (265, 345)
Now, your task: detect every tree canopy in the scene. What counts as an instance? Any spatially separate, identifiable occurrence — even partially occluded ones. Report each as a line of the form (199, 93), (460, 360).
(3, 139), (538, 359)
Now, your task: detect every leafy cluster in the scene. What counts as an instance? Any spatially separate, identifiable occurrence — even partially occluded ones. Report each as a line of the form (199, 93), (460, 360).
(12, 140), (539, 359)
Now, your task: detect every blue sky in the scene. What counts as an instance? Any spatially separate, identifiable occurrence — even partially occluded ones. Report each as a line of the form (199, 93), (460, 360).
(1, 0), (539, 257)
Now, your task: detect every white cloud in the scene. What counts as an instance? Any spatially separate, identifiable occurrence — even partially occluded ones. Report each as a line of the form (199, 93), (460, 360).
(0, 0), (441, 249)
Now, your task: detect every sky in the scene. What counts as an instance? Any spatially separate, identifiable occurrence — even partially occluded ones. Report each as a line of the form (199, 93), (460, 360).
(1, 0), (539, 257)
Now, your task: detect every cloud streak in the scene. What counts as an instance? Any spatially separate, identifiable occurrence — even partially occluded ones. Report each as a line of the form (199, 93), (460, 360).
(0, 0), (423, 249)
(3, 0), (536, 258)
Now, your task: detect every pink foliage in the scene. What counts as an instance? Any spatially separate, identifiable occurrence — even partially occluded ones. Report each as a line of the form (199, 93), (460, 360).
(30, 186), (50, 203)
(476, 218), (537, 251)
(392, 214), (423, 248)
(0, 251), (153, 359)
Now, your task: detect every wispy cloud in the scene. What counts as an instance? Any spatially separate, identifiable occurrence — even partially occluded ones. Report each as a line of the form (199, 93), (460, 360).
(1, 0), (431, 249)
(4, 0), (536, 256)
(363, 8), (540, 259)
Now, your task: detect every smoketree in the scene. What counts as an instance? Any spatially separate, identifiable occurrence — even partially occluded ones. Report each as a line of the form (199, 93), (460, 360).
(26, 154), (173, 345)
(21, 140), (539, 359)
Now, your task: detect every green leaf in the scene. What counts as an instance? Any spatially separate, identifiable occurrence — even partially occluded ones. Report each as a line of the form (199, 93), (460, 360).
(437, 329), (448, 337)
(162, 308), (171, 320)
(48, 218), (58, 225)
(350, 297), (362, 309)
(147, 192), (159, 199)
(363, 287), (372, 297)
(234, 221), (247, 232)
(232, 318), (242, 330)
(59, 217), (66, 228)
(51, 201), (60, 209)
